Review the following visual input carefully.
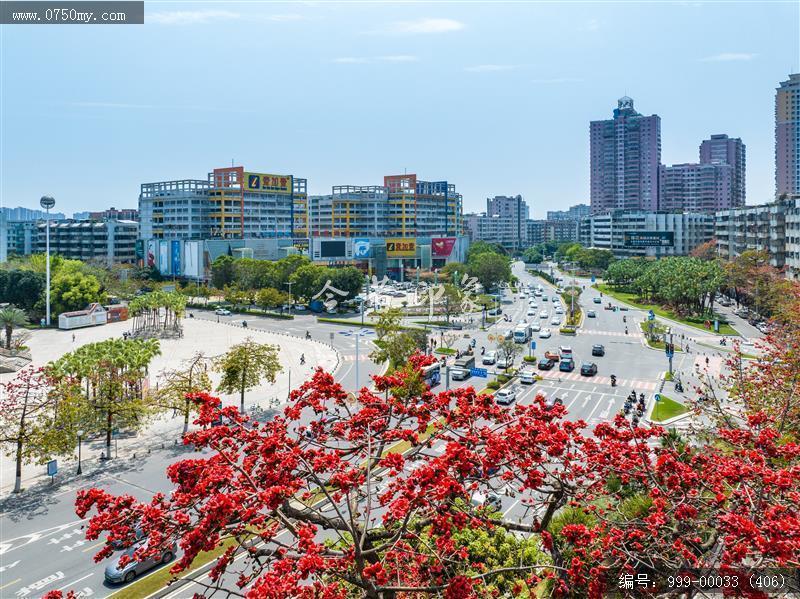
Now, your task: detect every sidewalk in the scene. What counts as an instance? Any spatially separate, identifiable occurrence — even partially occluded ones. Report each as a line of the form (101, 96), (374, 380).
(0, 318), (338, 495)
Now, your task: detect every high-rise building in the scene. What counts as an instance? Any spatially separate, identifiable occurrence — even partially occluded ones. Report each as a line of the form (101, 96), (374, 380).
(700, 134), (745, 206)
(485, 195), (528, 251)
(89, 207), (139, 221)
(1, 206), (65, 221)
(309, 186), (390, 238)
(590, 97), (661, 213)
(139, 179), (211, 240)
(659, 162), (735, 213)
(776, 73), (800, 197)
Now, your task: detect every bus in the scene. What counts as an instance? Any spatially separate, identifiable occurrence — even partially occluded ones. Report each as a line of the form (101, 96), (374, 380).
(422, 363), (441, 387)
(514, 324), (531, 343)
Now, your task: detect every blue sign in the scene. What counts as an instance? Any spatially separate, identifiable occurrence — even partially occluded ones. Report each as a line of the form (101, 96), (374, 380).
(470, 367), (488, 378)
(171, 240), (181, 276)
(654, 393), (661, 402)
(530, 341), (537, 350)
(353, 238), (371, 259)
(46, 460), (58, 477)
(591, 275), (596, 283)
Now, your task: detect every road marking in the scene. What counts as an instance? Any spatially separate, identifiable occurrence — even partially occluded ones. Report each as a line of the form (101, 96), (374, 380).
(57, 573), (93, 591)
(82, 540), (105, 553)
(0, 578), (21, 590)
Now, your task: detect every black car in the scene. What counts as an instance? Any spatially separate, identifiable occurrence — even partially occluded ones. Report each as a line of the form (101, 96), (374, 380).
(538, 357), (555, 370)
(591, 344), (605, 357)
(580, 362), (598, 376)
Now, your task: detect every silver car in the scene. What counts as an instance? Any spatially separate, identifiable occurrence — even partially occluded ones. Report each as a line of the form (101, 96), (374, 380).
(104, 540), (178, 584)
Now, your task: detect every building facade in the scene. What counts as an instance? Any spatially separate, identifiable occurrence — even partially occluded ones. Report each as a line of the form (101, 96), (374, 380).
(1, 206), (65, 221)
(89, 207), (139, 221)
(139, 179), (212, 240)
(485, 195), (528, 250)
(715, 195), (800, 276)
(547, 204), (590, 221)
(659, 162), (735, 213)
(579, 210), (713, 259)
(776, 73), (800, 197)
(699, 134), (745, 206)
(465, 214), (522, 251)
(590, 97), (661, 213)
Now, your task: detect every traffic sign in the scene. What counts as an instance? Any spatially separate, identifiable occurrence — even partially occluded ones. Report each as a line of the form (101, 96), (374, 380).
(530, 341), (537, 350)
(47, 460), (58, 477)
(591, 275), (596, 283)
(654, 393), (661, 402)
(470, 367), (488, 378)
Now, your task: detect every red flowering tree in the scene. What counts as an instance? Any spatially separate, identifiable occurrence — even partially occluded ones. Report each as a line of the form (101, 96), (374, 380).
(65, 352), (800, 598)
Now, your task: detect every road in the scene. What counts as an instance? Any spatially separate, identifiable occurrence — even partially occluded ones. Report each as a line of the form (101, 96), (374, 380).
(0, 262), (689, 598)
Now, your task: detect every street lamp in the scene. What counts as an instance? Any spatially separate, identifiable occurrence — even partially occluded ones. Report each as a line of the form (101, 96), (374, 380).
(40, 196), (55, 326)
(76, 429), (85, 475)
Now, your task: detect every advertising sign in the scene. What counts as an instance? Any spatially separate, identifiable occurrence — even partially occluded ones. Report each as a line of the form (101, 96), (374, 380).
(431, 237), (456, 257)
(158, 241), (170, 274)
(243, 172), (293, 194)
(353, 238), (371, 259)
(386, 238), (416, 257)
(146, 240), (157, 268)
(135, 239), (144, 260)
(183, 241), (201, 278)
(171, 240), (181, 277)
(292, 238), (310, 252)
(320, 240), (347, 258)
(623, 231), (674, 248)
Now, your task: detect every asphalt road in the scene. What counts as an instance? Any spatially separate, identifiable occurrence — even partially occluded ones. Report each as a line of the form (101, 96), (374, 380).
(0, 262), (678, 598)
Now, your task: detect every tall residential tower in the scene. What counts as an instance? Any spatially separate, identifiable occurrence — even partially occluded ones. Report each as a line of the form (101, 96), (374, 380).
(590, 97), (661, 213)
(776, 73), (800, 197)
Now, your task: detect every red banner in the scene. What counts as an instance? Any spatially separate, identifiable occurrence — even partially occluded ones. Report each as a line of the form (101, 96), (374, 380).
(432, 237), (456, 257)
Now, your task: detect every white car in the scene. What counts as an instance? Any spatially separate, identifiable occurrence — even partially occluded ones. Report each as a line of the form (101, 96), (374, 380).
(539, 328), (552, 338)
(531, 322), (541, 332)
(527, 308), (535, 316)
(497, 355), (513, 369)
(555, 307), (564, 314)
(494, 388), (517, 405)
(214, 308), (231, 316)
(482, 351), (497, 365)
(550, 317), (561, 326)
(539, 310), (549, 319)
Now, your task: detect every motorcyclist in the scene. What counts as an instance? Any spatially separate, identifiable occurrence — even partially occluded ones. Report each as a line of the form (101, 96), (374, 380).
(300, 354), (305, 365)
(625, 327), (628, 335)
(305, 331), (311, 339)
(480, 346), (485, 355)
(242, 320), (248, 328)
(610, 374), (617, 387)
(623, 315), (626, 323)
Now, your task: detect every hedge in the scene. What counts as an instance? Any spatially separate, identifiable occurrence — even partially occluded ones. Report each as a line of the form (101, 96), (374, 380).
(187, 303), (294, 320)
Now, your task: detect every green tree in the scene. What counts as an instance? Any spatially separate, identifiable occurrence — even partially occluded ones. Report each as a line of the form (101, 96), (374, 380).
(328, 267), (365, 301)
(0, 270), (46, 314)
(233, 258), (273, 291)
(49, 338), (161, 459)
(440, 283), (464, 322)
(496, 337), (522, 366)
(468, 252), (511, 292)
(256, 287), (290, 312)
(50, 270), (106, 316)
(466, 241), (505, 262)
(372, 307), (404, 341)
(522, 246), (544, 264)
(271, 254), (311, 290)
(211, 255), (236, 289)
(0, 306), (28, 349)
(215, 338), (282, 413)
(290, 264), (327, 302)
(154, 353), (212, 435)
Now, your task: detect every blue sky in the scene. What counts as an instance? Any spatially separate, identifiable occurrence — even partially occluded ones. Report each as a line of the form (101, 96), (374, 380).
(1, 1), (798, 217)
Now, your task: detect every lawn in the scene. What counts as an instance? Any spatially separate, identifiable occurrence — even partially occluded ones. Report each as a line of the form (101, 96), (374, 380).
(638, 322), (682, 351)
(596, 284), (738, 336)
(434, 347), (457, 355)
(650, 395), (689, 422)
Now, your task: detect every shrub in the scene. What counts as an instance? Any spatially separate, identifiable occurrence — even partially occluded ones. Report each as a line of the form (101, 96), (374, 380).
(486, 380), (501, 390)
(523, 355), (537, 363)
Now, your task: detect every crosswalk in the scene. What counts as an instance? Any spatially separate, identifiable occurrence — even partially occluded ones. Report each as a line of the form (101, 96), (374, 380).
(537, 371), (658, 391)
(577, 328), (642, 338)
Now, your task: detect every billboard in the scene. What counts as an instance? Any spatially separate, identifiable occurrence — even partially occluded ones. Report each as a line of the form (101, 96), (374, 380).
(292, 238), (309, 252)
(146, 240), (157, 268)
(386, 238), (416, 258)
(135, 239), (144, 260)
(320, 240), (347, 258)
(243, 172), (292, 194)
(158, 241), (170, 274)
(171, 240), (182, 277)
(353, 238), (371, 259)
(183, 241), (202, 278)
(623, 231), (675, 248)
(431, 237), (456, 257)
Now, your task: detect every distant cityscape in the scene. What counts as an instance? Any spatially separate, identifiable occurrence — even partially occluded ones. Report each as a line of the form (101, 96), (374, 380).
(1, 73), (798, 279)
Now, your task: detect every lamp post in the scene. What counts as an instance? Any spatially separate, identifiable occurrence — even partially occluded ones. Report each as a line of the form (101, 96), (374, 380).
(40, 196), (55, 326)
(76, 429), (85, 475)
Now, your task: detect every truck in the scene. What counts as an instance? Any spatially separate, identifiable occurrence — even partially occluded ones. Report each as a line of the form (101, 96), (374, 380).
(451, 356), (475, 381)
(513, 323), (532, 344)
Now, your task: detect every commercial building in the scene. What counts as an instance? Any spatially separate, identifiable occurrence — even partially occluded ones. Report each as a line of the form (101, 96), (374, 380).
(138, 166), (308, 241)
(89, 207), (139, 221)
(36, 219), (138, 266)
(776, 73), (800, 197)
(590, 97), (661, 213)
(715, 195), (800, 276)
(309, 186), (390, 238)
(579, 211), (713, 259)
(547, 204), (590, 221)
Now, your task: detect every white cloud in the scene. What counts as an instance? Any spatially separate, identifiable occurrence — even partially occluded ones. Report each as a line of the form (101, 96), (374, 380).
(332, 55), (419, 65)
(530, 77), (583, 84)
(699, 52), (757, 62)
(148, 10), (240, 25)
(464, 64), (517, 73)
(374, 17), (465, 35)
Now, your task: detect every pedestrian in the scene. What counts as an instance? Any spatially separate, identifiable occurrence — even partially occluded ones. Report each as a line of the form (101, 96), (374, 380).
(705, 356), (709, 366)
(72, 333), (76, 343)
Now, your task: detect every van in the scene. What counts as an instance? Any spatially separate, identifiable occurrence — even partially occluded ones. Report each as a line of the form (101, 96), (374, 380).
(451, 356), (475, 381)
(558, 346), (573, 359)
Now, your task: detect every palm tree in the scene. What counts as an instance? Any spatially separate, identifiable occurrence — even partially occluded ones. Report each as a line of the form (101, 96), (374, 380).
(0, 306), (28, 350)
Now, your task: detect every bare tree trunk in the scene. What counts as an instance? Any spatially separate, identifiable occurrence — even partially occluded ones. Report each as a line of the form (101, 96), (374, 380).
(14, 438), (23, 493)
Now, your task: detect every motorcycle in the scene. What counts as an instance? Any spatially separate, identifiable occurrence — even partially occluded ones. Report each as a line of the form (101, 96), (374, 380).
(480, 346), (485, 355)
(305, 331), (311, 340)
(610, 375), (617, 387)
